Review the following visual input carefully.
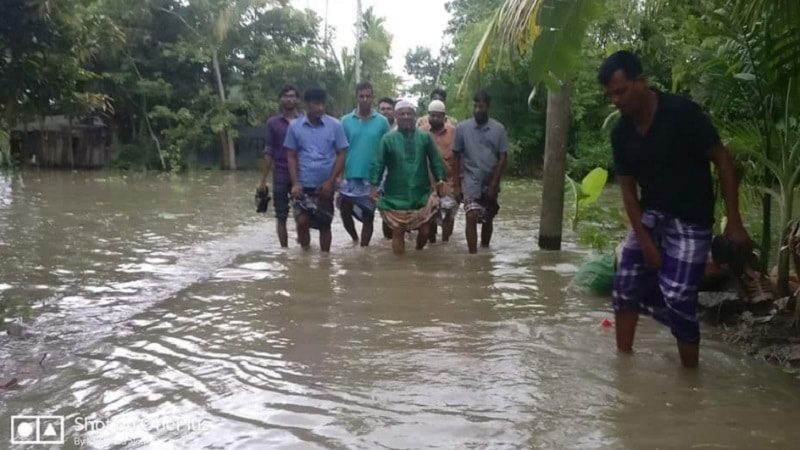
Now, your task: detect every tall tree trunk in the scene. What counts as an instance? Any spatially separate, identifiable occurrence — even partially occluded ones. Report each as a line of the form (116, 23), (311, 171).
(110, 125), (119, 163)
(39, 117), (46, 166)
(20, 120), (30, 165)
(538, 82), (572, 250)
(68, 117), (75, 170)
(0, 122), (10, 167)
(212, 49), (235, 170)
(141, 97), (166, 170)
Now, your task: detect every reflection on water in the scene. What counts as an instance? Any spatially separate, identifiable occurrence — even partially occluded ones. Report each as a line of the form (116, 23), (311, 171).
(0, 171), (798, 449)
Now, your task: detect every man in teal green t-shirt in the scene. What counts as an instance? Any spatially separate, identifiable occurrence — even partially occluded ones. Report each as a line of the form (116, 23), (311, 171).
(339, 81), (390, 247)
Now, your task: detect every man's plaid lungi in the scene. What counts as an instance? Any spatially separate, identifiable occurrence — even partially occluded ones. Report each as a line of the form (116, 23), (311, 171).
(613, 210), (712, 343)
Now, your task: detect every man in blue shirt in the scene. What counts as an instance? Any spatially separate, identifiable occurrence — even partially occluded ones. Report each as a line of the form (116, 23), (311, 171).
(339, 81), (390, 246)
(284, 88), (349, 252)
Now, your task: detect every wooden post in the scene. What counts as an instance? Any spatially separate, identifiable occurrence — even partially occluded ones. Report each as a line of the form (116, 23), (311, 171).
(68, 118), (75, 169)
(39, 117), (46, 166)
(538, 81), (571, 250)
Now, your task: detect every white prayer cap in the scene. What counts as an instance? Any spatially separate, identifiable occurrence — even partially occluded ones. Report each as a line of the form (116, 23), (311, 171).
(394, 99), (415, 112)
(427, 100), (446, 113)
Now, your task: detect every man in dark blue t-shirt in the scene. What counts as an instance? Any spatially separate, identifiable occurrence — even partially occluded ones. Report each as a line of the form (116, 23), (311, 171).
(598, 51), (753, 368)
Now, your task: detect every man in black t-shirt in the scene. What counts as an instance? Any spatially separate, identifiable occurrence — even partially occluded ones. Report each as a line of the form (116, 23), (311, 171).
(598, 51), (753, 368)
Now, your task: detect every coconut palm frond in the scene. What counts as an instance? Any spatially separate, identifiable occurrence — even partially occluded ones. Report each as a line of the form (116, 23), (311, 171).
(459, 0), (600, 96)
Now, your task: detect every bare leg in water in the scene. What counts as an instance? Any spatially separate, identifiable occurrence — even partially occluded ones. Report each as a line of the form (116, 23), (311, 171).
(276, 218), (288, 248)
(442, 210), (455, 242)
(465, 211), (479, 254)
(416, 220), (431, 250)
(296, 213), (311, 250)
(428, 220), (437, 244)
(360, 215), (374, 247)
(340, 198), (359, 243)
(480, 219), (493, 247)
(320, 227), (332, 252)
(615, 310), (638, 353)
(677, 341), (699, 368)
(392, 229), (405, 255)
(382, 221), (393, 239)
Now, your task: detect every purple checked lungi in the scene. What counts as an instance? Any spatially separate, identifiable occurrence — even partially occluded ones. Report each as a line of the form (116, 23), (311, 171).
(613, 210), (712, 344)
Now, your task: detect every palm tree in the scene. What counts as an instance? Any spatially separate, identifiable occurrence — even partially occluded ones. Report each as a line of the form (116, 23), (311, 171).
(361, 7), (389, 43)
(663, 0), (800, 301)
(460, 0), (600, 250)
(725, 0), (800, 304)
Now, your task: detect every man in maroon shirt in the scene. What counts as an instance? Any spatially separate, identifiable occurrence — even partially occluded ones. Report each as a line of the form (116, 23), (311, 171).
(258, 84), (300, 247)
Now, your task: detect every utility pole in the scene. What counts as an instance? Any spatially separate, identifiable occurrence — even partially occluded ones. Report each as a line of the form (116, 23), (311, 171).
(324, 0), (329, 51)
(354, 0), (363, 83)
(538, 81), (572, 250)
(433, 32), (448, 87)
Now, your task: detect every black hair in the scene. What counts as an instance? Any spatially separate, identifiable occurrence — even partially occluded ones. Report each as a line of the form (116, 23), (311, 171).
(597, 50), (643, 85)
(431, 88), (447, 101)
(278, 84), (298, 98)
(355, 81), (373, 94)
(378, 97), (395, 107)
(303, 87), (327, 103)
(473, 90), (491, 106)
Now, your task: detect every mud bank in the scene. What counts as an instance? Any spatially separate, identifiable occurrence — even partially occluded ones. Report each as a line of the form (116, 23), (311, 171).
(700, 292), (800, 370)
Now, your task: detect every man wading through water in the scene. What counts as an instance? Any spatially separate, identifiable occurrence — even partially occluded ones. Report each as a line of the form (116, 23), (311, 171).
(370, 100), (446, 255)
(339, 81), (390, 247)
(284, 87), (348, 252)
(599, 51), (753, 367)
(258, 84), (300, 247)
(419, 99), (458, 243)
(453, 90), (508, 254)
(416, 88), (457, 129)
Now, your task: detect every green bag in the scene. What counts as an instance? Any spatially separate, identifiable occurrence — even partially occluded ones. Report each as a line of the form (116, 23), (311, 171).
(572, 254), (616, 295)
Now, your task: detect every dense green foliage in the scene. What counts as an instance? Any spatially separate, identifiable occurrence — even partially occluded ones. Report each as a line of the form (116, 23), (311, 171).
(447, 0), (798, 297)
(1, 0), (398, 170)
(3, 0), (798, 290)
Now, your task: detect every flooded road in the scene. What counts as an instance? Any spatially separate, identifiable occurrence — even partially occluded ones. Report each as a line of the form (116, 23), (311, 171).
(1, 170), (798, 449)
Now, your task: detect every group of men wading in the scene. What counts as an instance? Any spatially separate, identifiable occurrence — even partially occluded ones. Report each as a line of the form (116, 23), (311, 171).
(258, 51), (756, 368)
(257, 83), (507, 256)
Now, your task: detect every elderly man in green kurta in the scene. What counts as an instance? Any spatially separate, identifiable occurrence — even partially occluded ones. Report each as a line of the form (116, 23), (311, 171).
(370, 100), (446, 255)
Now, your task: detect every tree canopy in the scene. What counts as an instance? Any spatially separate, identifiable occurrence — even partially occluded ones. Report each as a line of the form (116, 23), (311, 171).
(0, 0), (398, 170)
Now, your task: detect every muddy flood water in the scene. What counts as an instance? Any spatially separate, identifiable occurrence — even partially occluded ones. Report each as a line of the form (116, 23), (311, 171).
(0, 170), (798, 449)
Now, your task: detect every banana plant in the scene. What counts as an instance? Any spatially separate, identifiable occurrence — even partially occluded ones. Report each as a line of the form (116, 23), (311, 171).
(566, 167), (608, 231)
